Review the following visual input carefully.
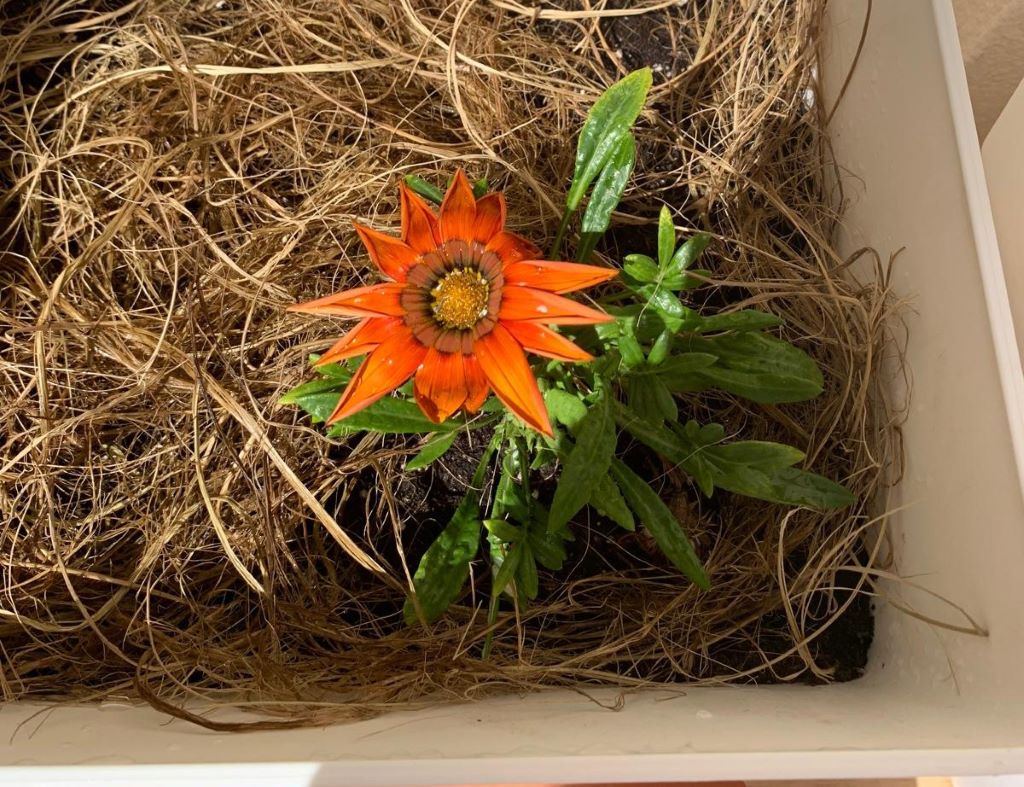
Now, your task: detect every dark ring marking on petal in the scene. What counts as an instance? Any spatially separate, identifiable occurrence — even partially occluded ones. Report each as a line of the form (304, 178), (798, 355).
(433, 330), (464, 354)
(406, 263), (435, 287)
(397, 239), (509, 352)
(471, 316), (497, 340)
(410, 320), (441, 346)
(478, 250), (503, 279)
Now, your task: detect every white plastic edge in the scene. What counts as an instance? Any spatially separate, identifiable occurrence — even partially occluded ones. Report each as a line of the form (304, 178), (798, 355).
(5, 749), (1024, 787)
(933, 0), (1024, 506)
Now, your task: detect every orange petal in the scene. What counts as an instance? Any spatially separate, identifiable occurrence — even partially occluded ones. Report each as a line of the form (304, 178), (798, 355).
(473, 192), (505, 244)
(498, 287), (614, 325)
(287, 282), (405, 318)
(327, 328), (426, 424)
(503, 321), (592, 363)
(473, 324), (552, 436)
(439, 169), (477, 242)
(315, 317), (402, 366)
(463, 355), (490, 413)
(486, 230), (541, 264)
(504, 260), (618, 294)
(414, 349), (468, 423)
(354, 223), (418, 281)
(400, 181), (440, 254)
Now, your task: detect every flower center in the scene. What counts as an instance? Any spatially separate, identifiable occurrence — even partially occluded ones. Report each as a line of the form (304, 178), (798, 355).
(430, 267), (491, 330)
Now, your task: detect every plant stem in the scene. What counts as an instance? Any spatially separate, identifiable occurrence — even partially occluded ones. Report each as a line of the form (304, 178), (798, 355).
(514, 435), (531, 499)
(483, 432), (531, 660)
(575, 231), (599, 262)
(470, 429), (501, 489)
(482, 591), (500, 659)
(547, 208), (573, 260)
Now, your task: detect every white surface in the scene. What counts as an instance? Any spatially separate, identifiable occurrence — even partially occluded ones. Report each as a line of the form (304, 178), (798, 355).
(983, 77), (1024, 361)
(957, 778), (1024, 787)
(3, 0), (1024, 784)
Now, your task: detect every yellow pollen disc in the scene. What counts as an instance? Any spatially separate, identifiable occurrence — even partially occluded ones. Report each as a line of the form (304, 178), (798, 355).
(431, 268), (490, 330)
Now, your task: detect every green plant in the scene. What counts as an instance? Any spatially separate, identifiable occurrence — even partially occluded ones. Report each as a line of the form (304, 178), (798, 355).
(283, 68), (854, 638)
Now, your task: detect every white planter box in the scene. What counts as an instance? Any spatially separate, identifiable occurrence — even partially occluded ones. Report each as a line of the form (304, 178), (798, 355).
(3, 0), (1023, 784)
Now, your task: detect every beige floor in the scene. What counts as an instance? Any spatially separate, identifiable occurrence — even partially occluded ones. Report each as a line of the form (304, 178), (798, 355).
(953, 0), (1024, 138)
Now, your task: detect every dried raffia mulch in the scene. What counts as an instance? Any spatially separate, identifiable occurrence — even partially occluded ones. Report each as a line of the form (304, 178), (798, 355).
(1, 0), (903, 727)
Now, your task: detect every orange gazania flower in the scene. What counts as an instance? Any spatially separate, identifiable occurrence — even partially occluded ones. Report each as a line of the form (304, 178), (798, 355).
(288, 171), (616, 436)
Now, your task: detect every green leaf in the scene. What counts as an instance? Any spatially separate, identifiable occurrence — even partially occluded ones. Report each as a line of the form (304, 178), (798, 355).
(614, 402), (696, 463)
(580, 132), (636, 235)
(516, 542), (539, 602)
(544, 388), (588, 432)
(404, 174), (444, 205)
(627, 375), (677, 425)
(609, 459), (709, 588)
(308, 354), (352, 379)
(602, 304), (685, 342)
(690, 309), (784, 334)
(641, 286), (690, 325)
(683, 332), (824, 404)
(616, 318), (645, 368)
(756, 467), (856, 509)
(686, 452), (716, 497)
(287, 363), (457, 434)
(590, 475), (635, 531)
(707, 461), (849, 509)
(484, 518), (524, 543)
(615, 406), (854, 510)
(492, 542), (522, 598)
(280, 376), (347, 407)
(492, 465), (529, 522)
(657, 205), (675, 268)
(528, 527), (568, 570)
(325, 397), (464, 434)
(472, 177), (489, 199)
(623, 260), (690, 293)
(566, 68), (652, 212)
(289, 392), (343, 424)
(623, 253), (660, 284)
(669, 232), (711, 272)
(645, 352), (718, 389)
(548, 387), (616, 532)
(709, 440), (806, 471)
(406, 431), (459, 471)
(403, 493), (482, 624)
(646, 330), (673, 366)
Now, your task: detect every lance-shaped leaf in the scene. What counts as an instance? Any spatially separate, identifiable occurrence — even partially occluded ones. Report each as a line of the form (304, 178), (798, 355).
(590, 475), (635, 531)
(324, 397), (464, 435)
(406, 430), (459, 471)
(610, 459), (709, 588)
(657, 205), (675, 268)
(615, 406), (854, 510)
(548, 387), (616, 532)
(689, 309), (784, 334)
(405, 433), (499, 624)
(404, 175), (444, 205)
(566, 68), (652, 212)
(577, 132), (636, 260)
(680, 331), (824, 404)
(403, 492), (483, 624)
